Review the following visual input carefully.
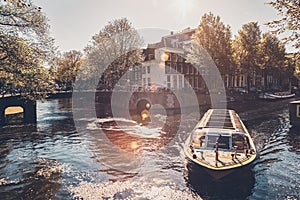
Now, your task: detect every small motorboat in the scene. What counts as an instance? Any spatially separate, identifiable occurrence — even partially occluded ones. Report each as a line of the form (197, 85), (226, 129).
(184, 109), (257, 179)
(259, 92), (295, 100)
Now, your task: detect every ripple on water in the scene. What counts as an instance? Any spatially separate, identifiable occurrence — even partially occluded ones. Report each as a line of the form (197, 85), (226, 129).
(250, 111), (300, 200)
(69, 180), (200, 200)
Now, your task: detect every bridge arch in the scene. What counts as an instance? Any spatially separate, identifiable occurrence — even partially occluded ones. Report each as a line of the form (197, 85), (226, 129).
(4, 106), (24, 124)
(0, 96), (36, 126)
(136, 98), (152, 113)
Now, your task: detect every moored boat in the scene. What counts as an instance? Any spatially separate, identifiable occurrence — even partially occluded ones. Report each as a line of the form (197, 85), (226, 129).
(184, 109), (257, 179)
(259, 92), (295, 100)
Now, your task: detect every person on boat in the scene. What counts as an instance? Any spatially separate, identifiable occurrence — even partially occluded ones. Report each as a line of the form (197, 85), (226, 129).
(215, 142), (219, 166)
(244, 136), (250, 157)
(199, 135), (205, 147)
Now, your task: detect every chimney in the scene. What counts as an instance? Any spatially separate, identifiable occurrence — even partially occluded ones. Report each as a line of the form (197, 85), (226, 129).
(170, 31), (174, 35)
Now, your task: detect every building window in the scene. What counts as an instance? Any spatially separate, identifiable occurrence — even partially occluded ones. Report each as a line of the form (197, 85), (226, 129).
(143, 78), (146, 85)
(171, 54), (177, 62)
(195, 76), (199, 88)
(173, 75), (177, 89)
(172, 63), (177, 73)
(148, 54), (154, 60)
(189, 77), (194, 88)
(178, 56), (183, 62)
(178, 64), (182, 74)
(142, 66), (146, 74)
(236, 76), (240, 87)
(165, 62), (171, 74)
(147, 65), (150, 74)
(194, 66), (198, 75)
(179, 75), (183, 89)
(167, 75), (171, 88)
(147, 78), (151, 86)
(189, 65), (193, 74)
(241, 75), (244, 87)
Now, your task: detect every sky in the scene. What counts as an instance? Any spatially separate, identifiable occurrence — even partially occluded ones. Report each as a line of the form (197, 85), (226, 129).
(33, 0), (294, 53)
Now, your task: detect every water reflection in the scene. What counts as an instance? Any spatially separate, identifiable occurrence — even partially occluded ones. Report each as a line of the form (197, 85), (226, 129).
(287, 126), (300, 153)
(0, 99), (299, 199)
(0, 99), (80, 200)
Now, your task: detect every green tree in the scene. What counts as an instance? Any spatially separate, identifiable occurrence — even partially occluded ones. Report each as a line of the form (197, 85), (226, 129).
(259, 33), (286, 88)
(84, 18), (144, 89)
(0, 0), (55, 100)
(260, 33), (286, 69)
(186, 12), (232, 74)
(56, 50), (83, 91)
(266, 0), (300, 49)
(0, 34), (54, 99)
(232, 22), (262, 90)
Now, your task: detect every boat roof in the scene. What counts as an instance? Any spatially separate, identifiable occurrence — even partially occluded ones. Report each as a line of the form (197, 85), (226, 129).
(196, 109), (247, 133)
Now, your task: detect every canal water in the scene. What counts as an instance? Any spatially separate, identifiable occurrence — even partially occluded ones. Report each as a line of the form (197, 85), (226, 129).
(0, 98), (299, 200)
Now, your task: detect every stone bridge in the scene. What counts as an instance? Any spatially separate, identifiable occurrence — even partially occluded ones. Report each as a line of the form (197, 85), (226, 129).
(94, 90), (212, 118)
(0, 95), (36, 126)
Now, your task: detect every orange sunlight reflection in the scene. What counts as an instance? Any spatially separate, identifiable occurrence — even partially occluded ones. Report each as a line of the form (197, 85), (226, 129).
(141, 109), (149, 121)
(160, 52), (169, 61)
(130, 141), (139, 150)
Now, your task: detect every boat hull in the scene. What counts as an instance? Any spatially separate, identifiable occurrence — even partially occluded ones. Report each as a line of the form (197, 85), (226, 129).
(185, 159), (256, 199)
(185, 154), (255, 179)
(259, 93), (295, 100)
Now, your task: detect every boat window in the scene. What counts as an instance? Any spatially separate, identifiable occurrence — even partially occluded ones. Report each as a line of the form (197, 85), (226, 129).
(206, 135), (230, 149)
(191, 130), (206, 147)
(232, 134), (245, 150)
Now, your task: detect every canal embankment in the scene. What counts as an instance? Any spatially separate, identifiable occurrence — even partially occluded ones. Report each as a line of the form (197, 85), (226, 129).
(228, 96), (296, 123)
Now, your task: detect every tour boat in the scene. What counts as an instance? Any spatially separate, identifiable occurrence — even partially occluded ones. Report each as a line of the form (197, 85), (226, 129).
(184, 109), (257, 179)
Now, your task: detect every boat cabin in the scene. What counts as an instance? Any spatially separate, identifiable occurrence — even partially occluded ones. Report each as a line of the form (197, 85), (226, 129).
(190, 109), (250, 152)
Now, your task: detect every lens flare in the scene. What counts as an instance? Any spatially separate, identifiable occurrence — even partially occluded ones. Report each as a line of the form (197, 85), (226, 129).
(141, 109), (149, 120)
(172, 0), (194, 19)
(130, 141), (139, 150)
(160, 52), (169, 61)
(146, 103), (151, 109)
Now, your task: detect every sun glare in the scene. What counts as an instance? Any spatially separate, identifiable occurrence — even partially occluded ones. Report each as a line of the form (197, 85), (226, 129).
(173, 0), (194, 19)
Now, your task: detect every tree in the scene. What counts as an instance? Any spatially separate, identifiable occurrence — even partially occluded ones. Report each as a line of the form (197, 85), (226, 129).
(55, 50), (83, 91)
(186, 12), (232, 74)
(266, 0), (300, 49)
(84, 18), (144, 89)
(0, 0), (55, 100)
(259, 33), (286, 88)
(0, 34), (55, 99)
(260, 33), (286, 69)
(232, 22), (262, 90)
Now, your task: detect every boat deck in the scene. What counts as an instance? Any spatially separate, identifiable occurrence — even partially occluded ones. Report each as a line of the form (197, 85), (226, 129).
(191, 148), (255, 169)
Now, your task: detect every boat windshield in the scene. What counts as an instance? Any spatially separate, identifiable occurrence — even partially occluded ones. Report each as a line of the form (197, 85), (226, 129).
(232, 133), (248, 150)
(190, 129), (206, 148)
(206, 134), (230, 149)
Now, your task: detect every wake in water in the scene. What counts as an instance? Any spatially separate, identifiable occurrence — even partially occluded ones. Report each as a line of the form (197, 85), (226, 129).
(69, 179), (200, 200)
